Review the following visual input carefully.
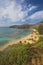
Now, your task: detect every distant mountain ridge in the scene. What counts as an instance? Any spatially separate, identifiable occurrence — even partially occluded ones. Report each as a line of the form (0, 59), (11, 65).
(9, 21), (43, 29)
(9, 24), (32, 29)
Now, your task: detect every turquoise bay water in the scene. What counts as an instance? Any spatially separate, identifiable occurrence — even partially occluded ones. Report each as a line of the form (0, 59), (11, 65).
(0, 28), (32, 47)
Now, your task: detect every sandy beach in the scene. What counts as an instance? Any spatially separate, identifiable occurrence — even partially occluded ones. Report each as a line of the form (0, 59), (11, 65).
(0, 29), (39, 51)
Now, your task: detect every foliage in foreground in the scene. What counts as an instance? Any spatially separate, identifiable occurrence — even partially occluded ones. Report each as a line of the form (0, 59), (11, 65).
(0, 37), (43, 65)
(0, 43), (34, 65)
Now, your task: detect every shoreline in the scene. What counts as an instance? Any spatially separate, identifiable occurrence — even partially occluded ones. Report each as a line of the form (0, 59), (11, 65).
(0, 29), (39, 51)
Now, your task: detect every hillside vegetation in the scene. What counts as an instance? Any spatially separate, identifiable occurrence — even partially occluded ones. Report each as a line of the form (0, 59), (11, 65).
(33, 37), (43, 48)
(0, 37), (43, 65)
(38, 24), (43, 34)
(33, 21), (43, 34)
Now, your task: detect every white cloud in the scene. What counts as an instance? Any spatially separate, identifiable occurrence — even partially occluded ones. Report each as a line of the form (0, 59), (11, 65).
(0, 1), (28, 22)
(28, 6), (37, 11)
(28, 11), (43, 20)
(0, 0), (37, 23)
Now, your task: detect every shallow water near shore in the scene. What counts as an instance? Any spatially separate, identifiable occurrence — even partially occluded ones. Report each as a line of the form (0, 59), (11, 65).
(0, 28), (33, 47)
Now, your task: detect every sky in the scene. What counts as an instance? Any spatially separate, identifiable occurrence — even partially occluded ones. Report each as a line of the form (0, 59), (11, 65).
(0, 0), (43, 27)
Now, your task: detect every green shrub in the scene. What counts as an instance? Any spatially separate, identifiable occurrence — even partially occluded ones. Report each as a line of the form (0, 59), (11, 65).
(38, 25), (43, 34)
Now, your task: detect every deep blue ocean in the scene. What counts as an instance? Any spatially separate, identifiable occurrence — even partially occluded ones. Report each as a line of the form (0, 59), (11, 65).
(0, 28), (32, 47)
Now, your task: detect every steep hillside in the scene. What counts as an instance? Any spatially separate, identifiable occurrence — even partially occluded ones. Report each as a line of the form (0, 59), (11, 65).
(33, 21), (43, 29)
(0, 43), (43, 65)
(33, 21), (43, 34)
